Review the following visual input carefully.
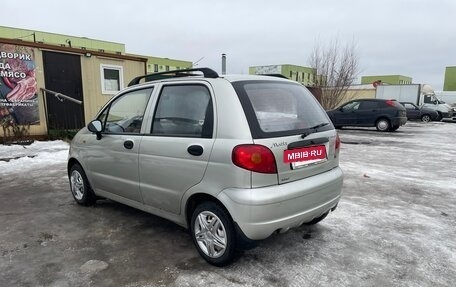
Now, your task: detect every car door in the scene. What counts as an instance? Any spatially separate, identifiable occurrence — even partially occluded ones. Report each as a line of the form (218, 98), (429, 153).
(356, 100), (379, 126)
(83, 87), (154, 202)
(335, 101), (361, 126)
(402, 103), (420, 119)
(138, 83), (215, 214)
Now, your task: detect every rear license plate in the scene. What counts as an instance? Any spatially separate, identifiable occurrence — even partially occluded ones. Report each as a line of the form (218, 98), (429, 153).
(284, 145), (327, 169)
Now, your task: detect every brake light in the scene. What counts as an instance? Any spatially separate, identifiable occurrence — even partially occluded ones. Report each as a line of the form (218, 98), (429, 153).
(386, 100), (395, 107)
(232, 144), (277, 174)
(335, 133), (341, 153)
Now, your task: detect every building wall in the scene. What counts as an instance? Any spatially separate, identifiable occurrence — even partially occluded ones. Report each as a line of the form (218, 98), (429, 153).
(0, 26), (125, 54)
(146, 56), (192, 73)
(0, 39), (146, 138)
(343, 85), (376, 102)
(249, 64), (317, 86)
(361, 75), (412, 85)
(80, 56), (146, 123)
(443, 66), (456, 91)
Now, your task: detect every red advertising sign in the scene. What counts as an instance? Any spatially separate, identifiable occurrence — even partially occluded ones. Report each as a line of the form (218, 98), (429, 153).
(284, 145), (327, 163)
(0, 44), (39, 125)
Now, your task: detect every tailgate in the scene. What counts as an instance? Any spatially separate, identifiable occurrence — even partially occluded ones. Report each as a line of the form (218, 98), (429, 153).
(254, 130), (339, 184)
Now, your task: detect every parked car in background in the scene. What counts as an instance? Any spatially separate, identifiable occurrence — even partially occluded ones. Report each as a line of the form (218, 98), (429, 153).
(326, 98), (407, 132)
(399, 102), (439, 122)
(67, 68), (344, 266)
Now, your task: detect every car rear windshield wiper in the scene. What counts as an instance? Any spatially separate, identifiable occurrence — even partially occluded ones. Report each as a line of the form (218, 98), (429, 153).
(309, 122), (330, 130)
(301, 122), (330, 138)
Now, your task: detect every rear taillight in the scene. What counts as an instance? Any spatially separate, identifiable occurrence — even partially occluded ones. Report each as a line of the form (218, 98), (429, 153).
(232, 144), (277, 174)
(386, 100), (395, 107)
(335, 133), (341, 155)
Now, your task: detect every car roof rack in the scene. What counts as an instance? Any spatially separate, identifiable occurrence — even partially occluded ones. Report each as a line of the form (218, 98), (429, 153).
(260, 74), (289, 79)
(128, 67), (219, 87)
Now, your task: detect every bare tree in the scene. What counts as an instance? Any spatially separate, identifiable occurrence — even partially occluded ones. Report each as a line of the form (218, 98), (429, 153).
(308, 38), (360, 110)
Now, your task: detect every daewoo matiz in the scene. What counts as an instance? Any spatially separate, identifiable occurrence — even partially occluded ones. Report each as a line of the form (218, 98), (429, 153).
(68, 68), (343, 266)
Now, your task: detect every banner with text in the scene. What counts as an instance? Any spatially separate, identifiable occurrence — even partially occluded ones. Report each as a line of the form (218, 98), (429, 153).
(0, 44), (39, 125)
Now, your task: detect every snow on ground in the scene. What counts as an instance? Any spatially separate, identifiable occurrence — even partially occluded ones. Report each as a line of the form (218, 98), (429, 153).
(0, 122), (455, 286)
(0, 140), (69, 176)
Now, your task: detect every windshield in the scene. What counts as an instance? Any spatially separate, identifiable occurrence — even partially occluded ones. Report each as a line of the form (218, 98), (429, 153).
(232, 81), (332, 138)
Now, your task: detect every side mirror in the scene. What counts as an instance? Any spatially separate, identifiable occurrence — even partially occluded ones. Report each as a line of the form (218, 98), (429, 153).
(88, 120), (102, 140)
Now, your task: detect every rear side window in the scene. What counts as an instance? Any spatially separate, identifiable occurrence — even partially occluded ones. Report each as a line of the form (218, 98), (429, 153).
(151, 85), (213, 138)
(359, 101), (379, 109)
(233, 81), (331, 138)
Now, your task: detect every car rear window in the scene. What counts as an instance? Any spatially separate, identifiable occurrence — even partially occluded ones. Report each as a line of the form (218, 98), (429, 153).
(232, 80), (332, 138)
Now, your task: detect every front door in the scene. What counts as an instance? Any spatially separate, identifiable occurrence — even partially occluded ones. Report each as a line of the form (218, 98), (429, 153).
(83, 87), (153, 202)
(336, 101), (360, 125)
(139, 84), (215, 214)
(42, 51), (84, 129)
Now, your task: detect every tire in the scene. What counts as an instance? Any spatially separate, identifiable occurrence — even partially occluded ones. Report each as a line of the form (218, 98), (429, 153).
(190, 202), (236, 266)
(389, 125), (400, 132)
(421, 114), (431, 123)
(436, 112), (443, 121)
(375, 118), (390, 132)
(69, 164), (96, 206)
(304, 211), (329, 225)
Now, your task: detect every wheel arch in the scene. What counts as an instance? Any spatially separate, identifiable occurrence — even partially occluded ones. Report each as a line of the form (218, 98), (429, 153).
(67, 157), (82, 175)
(185, 193), (232, 228)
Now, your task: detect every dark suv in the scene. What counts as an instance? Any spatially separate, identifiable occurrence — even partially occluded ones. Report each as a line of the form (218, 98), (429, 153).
(326, 99), (407, 131)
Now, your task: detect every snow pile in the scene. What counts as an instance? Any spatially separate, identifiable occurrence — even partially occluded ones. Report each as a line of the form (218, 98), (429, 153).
(0, 140), (69, 176)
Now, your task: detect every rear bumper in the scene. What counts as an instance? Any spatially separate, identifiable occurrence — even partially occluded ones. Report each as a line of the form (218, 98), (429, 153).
(391, 116), (407, 127)
(218, 167), (343, 240)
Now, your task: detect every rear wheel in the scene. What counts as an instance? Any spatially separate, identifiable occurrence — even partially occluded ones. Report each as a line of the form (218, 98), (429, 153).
(69, 164), (96, 206)
(190, 202), (237, 266)
(376, 118), (390, 132)
(421, 114), (431, 123)
(389, 125), (400, 131)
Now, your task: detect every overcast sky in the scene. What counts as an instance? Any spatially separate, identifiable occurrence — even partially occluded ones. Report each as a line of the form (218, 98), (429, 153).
(2, 0), (455, 90)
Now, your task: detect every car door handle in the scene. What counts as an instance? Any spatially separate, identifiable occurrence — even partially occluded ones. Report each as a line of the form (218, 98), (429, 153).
(124, 140), (134, 150)
(187, 145), (203, 156)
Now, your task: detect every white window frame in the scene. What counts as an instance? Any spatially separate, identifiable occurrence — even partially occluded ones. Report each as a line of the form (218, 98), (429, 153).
(100, 64), (124, 95)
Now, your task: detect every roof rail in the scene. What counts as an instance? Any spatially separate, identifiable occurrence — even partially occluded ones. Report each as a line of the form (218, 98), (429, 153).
(128, 67), (219, 87)
(260, 74), (289, 79)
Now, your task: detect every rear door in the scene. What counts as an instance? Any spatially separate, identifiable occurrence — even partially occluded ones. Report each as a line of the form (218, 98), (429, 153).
(356, 100), (380, 126)
(138, 83), (215, 214)
(232, 80), (339, 186)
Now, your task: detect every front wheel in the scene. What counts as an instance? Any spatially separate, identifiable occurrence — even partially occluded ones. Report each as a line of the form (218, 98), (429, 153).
(421, 114), (431, 123)
(376, 118), (390, 132)
(69, 164), (96, 206)
(436, 112), (443, 121)
(190, 202), (236, 266)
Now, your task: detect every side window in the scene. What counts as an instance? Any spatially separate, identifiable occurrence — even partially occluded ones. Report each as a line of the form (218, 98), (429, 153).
(423, 95), (436, 104)
(403, 103), (414, 109)
(100, 64), (124, 95)
(341, 101), (360, 112)
(152, 85), (213, 138)
(359, 101), (378, 110)
(99, 88), (153, 134)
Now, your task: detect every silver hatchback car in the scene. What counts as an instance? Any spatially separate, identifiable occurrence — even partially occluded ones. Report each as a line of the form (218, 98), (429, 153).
(68, 68), (343, 266)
